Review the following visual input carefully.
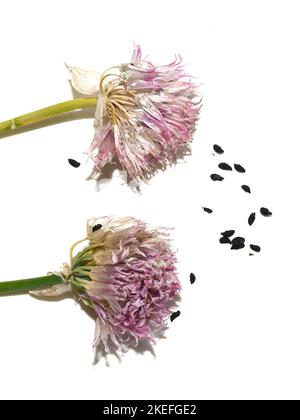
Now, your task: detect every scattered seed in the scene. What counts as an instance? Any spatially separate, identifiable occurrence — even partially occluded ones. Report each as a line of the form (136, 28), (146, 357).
(231, 236), (245, 246)
(170, 310), (181, 322)
(202, 207), (213, 214)
(219, 236), (231, 244)
(92, 224), (102, 232)
(221, 230), (235, 237)
(190, 273), (196, 284)
(218, 162), (232, 171)
(231, 243), (245, 250)
(248, 212), (256, 226)
(210, 174), (224, 181)
(241, 185), (251, 194)
(249, 253), (254, 256)
(68, 158), (81, 168)
(260, 207), (272, 217)
(250, 244), (261, 253)
(213, 144), (224, 154)
(234, 163), (246, 173)
(231, 237), (245, 250)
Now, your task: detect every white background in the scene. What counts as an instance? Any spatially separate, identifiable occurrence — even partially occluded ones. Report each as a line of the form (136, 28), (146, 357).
(0, 0), (299, 400)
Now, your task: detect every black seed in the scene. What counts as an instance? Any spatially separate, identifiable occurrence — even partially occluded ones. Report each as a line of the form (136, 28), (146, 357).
(250, 244), (261, 253)
(218, 162), (232, 171)
(249, 253), (254, 256)
(248, 212), (256, 226)
(170, 310), (181, 322)
(213, 144), (224, 154)
(202, 207), (213, 214)
(231, 236), (245, 245)
(221, 230), (235, 238)
(260, 207), (272, 217)
(231, 243), (245, 250)
(68, 158), (81, 168)
(190, 273), (196, 284)
(219, 236), (231, 244)
(92, 224), (102, 232)
(241, 185), (251, 194)
(210, 174), (224, 181)
(234, 163), (246, 173)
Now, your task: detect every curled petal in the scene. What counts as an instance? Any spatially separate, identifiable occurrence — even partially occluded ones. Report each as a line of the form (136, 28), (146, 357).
(131, 44), (142, 66)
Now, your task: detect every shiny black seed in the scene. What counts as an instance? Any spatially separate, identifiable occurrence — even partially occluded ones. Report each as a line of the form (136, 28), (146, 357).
(221, 230), (235, 237)
(92, 224), (102, 232)
(202, 207), (213, 214)
(234, 163), (246, 173)
(250, 244), (261, 253)
(231, 242), (245, 250)
(213, 144), (224, 154)
(260, 207), (272, 217)
(68, 158), (80, 168)
(170, 310), (181, 322)
(218, 162), (232, 171)
(231, 236), (245, 245)
(210, 174), (224, 181)
(219, 236), (231, 244)
(248, 212), (256, 226)
(249, 253), (254, 256)
(242, 185), (251, 193)
(190, 273), (196, 284)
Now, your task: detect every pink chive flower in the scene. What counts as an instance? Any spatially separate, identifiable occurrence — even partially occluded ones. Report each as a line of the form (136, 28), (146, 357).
(67, 45), (201, 182)
(67, 216), (181, 353)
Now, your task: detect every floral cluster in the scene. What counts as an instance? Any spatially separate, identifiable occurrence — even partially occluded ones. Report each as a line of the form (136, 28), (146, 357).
(68, 45), (201, 181)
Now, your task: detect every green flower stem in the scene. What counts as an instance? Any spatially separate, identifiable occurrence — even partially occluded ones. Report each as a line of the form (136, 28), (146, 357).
(0, 98), (97, 134)
(0, 274), (63, 294)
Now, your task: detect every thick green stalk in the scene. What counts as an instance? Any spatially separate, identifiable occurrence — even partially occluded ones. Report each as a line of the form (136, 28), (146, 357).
(0, 274), (63, 294)
(0, 97), (97, 134)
